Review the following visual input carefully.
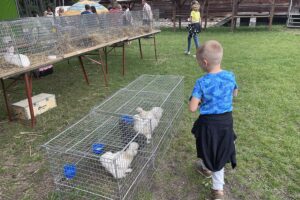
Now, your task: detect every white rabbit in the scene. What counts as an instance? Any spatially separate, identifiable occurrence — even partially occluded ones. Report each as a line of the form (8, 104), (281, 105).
(100, 142), (139, 179)
(133, 107), (163, 144)
(4, 46), (30, 68)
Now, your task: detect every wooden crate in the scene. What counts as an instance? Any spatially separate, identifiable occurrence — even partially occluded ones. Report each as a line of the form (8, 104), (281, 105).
(12, 93), (57, 120)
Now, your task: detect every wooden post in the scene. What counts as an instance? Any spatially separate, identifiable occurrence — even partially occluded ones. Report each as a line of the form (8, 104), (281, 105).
(231, 0), (239, 31)
(269, 0), (276, 30)
(172, 1), (176, 31)
(205, 0), (209, 29)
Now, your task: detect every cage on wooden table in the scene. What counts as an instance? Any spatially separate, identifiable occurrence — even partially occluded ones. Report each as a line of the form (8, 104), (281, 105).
(0, 17), (60, 73)
(122, 9), (160, 38)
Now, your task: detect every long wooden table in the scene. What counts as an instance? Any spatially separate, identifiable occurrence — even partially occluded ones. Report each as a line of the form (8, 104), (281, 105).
(103, 30), (161, 76)
(127, 30), (161, 61)
(0, 31), (161, 127)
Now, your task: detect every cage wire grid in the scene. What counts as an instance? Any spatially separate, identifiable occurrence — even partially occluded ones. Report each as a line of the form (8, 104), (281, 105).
(43, 75), (184, 200)
(52, 103), (183, 200)
(0, 9), (160, 76)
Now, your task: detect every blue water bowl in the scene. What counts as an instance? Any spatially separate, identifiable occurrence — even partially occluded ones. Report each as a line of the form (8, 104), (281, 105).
(92, 143), (105, 154)
(121, 115), (134, 125)
(64, 164), (76, 179)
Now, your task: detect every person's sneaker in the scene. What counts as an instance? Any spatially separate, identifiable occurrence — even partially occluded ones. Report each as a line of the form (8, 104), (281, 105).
(184, 50), (190, 55)
(195, 160), (212, 178)
(211, 189), (224, 200)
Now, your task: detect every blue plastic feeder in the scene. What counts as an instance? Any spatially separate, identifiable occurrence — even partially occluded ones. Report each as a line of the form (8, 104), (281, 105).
(121, 115), (134, 125)
(64, 164), (76, 179)
(92, 143), (105, 154)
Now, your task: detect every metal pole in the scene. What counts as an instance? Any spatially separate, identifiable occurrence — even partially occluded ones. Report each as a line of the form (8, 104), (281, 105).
(24, 73), (35, 127)
(138, 38), (143, 59)
(78, 56), (90, 85)
(1, 79), (12, 121)
(14, 0), (21, 18)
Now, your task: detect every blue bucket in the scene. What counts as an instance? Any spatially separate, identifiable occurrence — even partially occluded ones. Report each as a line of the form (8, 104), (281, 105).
(64, 164), (76, 179)
(121, 115), (134, 125)
(92, 143), (105, 154)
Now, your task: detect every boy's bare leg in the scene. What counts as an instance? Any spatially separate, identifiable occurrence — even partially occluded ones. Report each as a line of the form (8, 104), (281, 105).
(211, 168), (225, 199)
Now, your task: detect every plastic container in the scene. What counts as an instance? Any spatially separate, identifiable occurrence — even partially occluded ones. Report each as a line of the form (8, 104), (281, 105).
(119, 115), (147, 149)
(64, 164), (76, 179)
(92, 143), (105, 154)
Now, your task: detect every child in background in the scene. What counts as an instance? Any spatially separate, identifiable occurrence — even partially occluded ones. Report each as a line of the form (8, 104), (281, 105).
(91, 6), (97, 14)
(185, 1), (201, 55)
(189, 40), (238, 200)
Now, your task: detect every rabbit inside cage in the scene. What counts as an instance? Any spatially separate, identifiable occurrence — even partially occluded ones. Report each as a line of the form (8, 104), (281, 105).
(0, 17), (61, 69)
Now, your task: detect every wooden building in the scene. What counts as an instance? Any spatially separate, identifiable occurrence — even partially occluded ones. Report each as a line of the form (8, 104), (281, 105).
(131, 0), (290, 30)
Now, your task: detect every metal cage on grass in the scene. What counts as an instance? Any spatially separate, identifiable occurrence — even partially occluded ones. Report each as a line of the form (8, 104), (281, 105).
(43, 75), (184, 200)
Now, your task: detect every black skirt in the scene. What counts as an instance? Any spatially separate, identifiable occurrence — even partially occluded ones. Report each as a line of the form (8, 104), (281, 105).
(191, 112), (237, 172)
(187, 23), (201, 35)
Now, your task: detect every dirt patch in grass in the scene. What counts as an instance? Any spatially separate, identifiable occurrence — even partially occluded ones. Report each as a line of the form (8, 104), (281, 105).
(0, 150), (54, 200)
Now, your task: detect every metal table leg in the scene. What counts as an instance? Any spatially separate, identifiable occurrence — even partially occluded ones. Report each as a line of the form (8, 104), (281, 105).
(153, 35), (158, 61)
(1, 79), (12, 121)
(138, 38), (143, 59)
(24, 73), (35, 127)
(122, 43), (125, 76)
(97, 49), (108, 87)
(104, 47), (108, 74)
(78, 56), (90, 85)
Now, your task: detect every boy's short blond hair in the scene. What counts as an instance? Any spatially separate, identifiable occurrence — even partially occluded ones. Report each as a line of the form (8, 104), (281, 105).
(196, 40), (223, 70)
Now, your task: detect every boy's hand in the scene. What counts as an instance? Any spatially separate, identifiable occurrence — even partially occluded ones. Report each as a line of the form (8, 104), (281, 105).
(233, 89), (238, 97)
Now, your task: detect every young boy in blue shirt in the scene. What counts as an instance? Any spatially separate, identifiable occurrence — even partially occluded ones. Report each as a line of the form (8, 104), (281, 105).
(189, 40), (238, 200)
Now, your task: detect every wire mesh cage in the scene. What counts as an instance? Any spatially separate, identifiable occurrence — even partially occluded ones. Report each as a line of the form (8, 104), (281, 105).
(0, 9), (160, 77)
(121, 9), (160, 38)
(0, 17), (61, 71)
(43, 75), (184, 200)
(55, 14), (108, 56)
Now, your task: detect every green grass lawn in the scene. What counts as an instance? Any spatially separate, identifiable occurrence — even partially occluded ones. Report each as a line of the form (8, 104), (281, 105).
(0, 26), (299, 200)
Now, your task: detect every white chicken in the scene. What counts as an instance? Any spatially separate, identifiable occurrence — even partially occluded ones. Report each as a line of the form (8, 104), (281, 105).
(100, 142), (139, 179)
(4, 46), (30, 68)
(133, 107), (163, 144)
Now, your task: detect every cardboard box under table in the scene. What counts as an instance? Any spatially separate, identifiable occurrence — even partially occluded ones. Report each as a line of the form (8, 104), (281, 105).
(12, 93), (57, 120)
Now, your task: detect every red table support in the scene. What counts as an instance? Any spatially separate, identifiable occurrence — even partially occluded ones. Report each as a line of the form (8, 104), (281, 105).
(1, 79), (12, 121)
(104, 43), (126, 76)
(135, 34), (158, 61)
(24, 73), (35, 127)
(78, 56), (90, 85)
(80, 51), (108, 87)
(138, 38), (143, 59)
(153, 35), (158, 61)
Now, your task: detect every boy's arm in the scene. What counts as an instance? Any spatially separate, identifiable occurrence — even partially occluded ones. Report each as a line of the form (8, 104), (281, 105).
(189, 97), (201, 112)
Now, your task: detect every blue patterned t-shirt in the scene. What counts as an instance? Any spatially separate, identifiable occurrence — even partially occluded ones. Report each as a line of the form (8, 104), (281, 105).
(191, 70), (238, 115)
